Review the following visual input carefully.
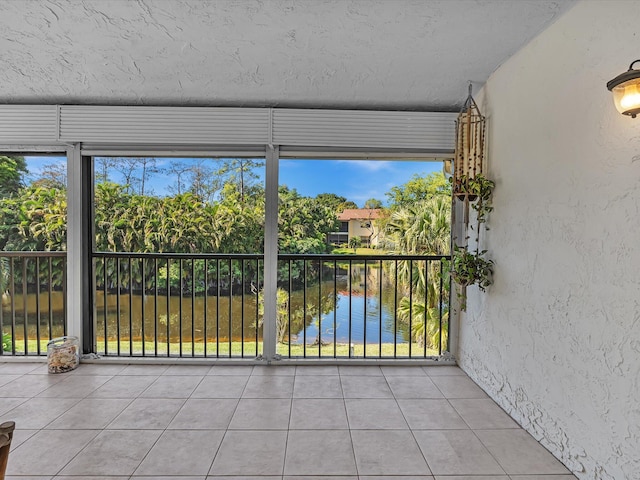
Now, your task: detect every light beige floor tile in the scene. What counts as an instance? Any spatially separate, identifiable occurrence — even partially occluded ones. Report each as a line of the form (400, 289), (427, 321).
(5, 476), (53, 480)
(340, 375), (392, 398)
(430, 375), (489, 399)
(208, 477), (280, 480)
(382, 366), (428, 376)
(0, 397), (80, 429)
(475, 429), (571, 475)
(398, 399), (469, 430)
(413, 430), (505, 475)
(252, 365), (296, 375)
(55, 477), (130, 479)
(0, 363), (42, 374)
(0, 396), (28, 415)
(509, 475), (577, 479)
(229, 398), (291, 429)
(164, 364), (213, 375)
(88, 375), (158, 398)
(46, 398), (132, 429)
(133, 477), (205, 480)
(351, 429), (430, 476)
(36, 375), (113, 398)
(139, 374), (203, 398)
(290, 398), (348, 430)
(361, 476), (433, 480)
(26, 365), (51, 375)
(207, 365), (255, 375)
(338, 365), (383, 376)
(6, 429), (99, 475)
(191, 375), (249, 398)
(59, 429), (161, 476)
(295, 365), (339, 375)
(242, 375), (294, 398)
(119, 364), (169, 375)
(70, 364), (127, 375)
(433, 476), (508, 480)
(450, 398), (519, 429)
(0, 374), (65, 397)
(345, 399), (408, 429)
(423, 365), (466, 376)
(169, 398), (238, 429)
(0, 375), (22, 387)
(285, 476), (356, 480)
(293, 375), (342, 398)
(9, 429), (38, 451)
(134, 429), (224, 476)
(386, 375), (444, 399)
(284, 430), (357, 476)
(210, 430), (287, 476)
(107, 398), (185, 429)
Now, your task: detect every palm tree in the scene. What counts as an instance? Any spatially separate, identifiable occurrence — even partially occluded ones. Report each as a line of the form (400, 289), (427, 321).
(384, 195), (451, 348)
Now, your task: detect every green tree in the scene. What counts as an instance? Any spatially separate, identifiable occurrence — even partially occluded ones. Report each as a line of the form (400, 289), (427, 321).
(315, 193), (357, 212)
(363, 198), (383, 209)
(385, 172), (450, 209)
(0, 155), (28, 198)
(217, 158), (264, 203)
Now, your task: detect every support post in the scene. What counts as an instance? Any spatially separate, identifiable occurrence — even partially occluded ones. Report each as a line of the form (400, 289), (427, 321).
(66, 145), (93, 354)
(262, 145), (279, 361)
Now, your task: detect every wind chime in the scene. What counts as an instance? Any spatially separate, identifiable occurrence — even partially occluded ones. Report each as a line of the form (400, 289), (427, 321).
(453, 84), (486, 197)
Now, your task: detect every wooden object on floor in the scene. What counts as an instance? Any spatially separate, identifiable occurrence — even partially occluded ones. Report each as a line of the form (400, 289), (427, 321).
(0, 421), (15, 480)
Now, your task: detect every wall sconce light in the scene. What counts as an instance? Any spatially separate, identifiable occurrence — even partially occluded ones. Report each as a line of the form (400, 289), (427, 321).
(607, 60), (640, 118)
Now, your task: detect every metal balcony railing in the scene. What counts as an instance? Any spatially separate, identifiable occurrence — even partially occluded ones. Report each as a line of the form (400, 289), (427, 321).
(0, 252), (67, 356)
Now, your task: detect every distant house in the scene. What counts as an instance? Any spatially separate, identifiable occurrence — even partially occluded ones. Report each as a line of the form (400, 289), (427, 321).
(328, 208), (383, 247)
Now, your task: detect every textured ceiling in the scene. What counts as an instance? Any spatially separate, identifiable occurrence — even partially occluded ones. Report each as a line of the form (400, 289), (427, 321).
(0, 0), (576, 110)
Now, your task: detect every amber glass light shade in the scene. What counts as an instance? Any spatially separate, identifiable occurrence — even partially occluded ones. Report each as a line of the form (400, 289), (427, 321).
(607, 60), (640, 118)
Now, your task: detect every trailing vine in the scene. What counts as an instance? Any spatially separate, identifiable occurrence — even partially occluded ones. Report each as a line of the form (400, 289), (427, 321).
(448, 173), (495, 310)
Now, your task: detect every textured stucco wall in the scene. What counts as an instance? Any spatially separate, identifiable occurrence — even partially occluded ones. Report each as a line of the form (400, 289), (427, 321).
(459, 1), (640, 479)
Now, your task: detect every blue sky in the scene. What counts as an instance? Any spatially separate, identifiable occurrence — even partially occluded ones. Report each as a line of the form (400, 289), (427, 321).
(24, 156), (442, 207)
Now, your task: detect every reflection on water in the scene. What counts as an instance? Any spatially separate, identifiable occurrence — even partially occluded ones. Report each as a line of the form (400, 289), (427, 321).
(95, 270), (410, 346)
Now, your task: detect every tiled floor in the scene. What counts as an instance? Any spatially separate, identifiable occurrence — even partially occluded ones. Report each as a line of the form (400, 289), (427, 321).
(0, 362), (577, 479)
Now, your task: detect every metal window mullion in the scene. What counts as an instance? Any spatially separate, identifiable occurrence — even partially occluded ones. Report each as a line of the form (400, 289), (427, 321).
(262, 145), (279, 361)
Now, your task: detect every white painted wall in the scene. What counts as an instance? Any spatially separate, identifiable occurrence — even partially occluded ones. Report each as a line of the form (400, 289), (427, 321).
(459, 1), (640, 479)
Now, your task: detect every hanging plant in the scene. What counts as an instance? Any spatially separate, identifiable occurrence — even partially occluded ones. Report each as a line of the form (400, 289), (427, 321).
(448, 175), (495, 311)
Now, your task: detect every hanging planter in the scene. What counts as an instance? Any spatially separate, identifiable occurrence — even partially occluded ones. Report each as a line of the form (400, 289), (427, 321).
(453, 85), (486, 201)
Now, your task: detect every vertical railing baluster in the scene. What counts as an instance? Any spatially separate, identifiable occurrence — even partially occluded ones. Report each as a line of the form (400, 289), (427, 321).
(303, 259), (307, 358)
(333, 259), (337, 358)
(48, 257), (54, 341)
(204, 259), (208, 358)
(9, 258), (15, 355)
(216, 258), (220, 357)
(254, 258), (259, 357)
(35, 257), (41, 354)
(393, 259), (398, 359)
(363, 259), (367, 358)
(128, 257), (133, 356)
(62, 256), (67, 337)
(318, 259), (322, 358)
(288, 260), (292, 358)
(141, 258), (146, 357)
(439, 259), (445, 356)
(154, 257), (158, 357)
(191, 259), (195, 357)
(116, 258), (121, 356)
(379, 259), (383, 358)
(166, 258), (170, 357)
(179, 258), (183, 357)
(348, 259), (352, 358)
(424, 259), (429, 358)
(409, 259), (413, 358)
(103, 256), (108, 355)
(241, 259), (245, 358)
(22, 257), (28, 355)
(0, 257), (4, 355)
(228, 258), (232, 358)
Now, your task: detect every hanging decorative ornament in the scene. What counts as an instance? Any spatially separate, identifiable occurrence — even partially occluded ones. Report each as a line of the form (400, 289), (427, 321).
(453, 83), (486, 199)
